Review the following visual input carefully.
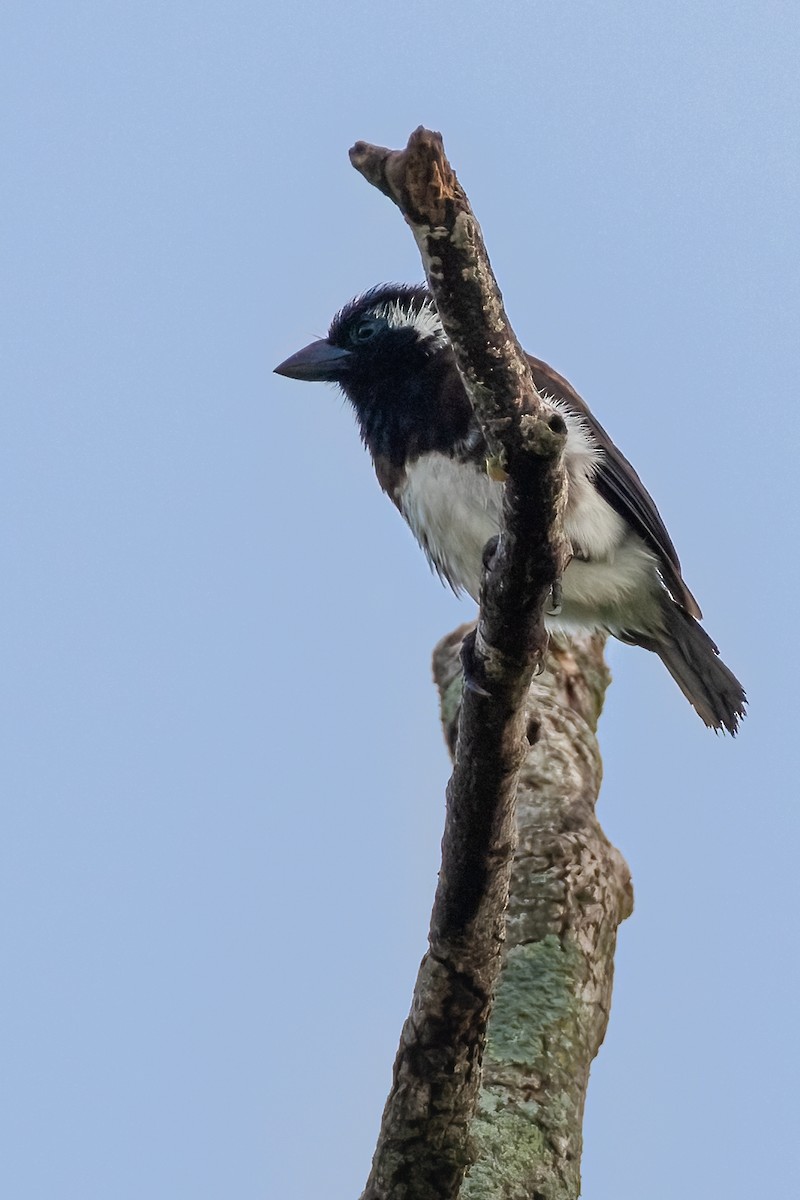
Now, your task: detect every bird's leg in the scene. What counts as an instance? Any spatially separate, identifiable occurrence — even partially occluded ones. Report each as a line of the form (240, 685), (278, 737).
(546, 578), (563, 616)
(547, 545), (574, 617)
(460, 534), (503, 698)
(482, 534), (500, 573)
(533, 629), (551, 676)
(460, 627), (492, 698)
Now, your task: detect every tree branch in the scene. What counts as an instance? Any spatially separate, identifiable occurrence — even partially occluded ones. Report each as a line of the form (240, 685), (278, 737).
(435, 629), (633, 1199)
(351, 129), (573, 1200)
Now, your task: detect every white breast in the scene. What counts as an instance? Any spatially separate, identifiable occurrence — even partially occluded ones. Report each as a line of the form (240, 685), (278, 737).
(394, 415), (664, 637)
(398, 454), (503, 599)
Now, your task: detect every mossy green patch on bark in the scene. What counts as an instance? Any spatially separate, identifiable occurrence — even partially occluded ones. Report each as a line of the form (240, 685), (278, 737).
(463, 1106), (548, 1197)
(425, 630), (626, 1200)
(462, 1103), (579, 1200)
(487, 937), (581, 1066)
(459, 937), (587, 1199)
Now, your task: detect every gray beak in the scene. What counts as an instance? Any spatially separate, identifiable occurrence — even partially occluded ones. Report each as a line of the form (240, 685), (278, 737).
(274, 338), (353, 382)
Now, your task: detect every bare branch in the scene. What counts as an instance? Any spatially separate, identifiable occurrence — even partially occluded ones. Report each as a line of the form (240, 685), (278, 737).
(352, 129), (572, 1200)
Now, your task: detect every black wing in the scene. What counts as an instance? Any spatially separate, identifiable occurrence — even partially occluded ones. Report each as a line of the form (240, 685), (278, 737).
(527, 355), (702, 619)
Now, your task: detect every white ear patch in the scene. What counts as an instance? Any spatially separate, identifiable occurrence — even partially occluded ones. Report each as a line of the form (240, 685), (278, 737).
(374, 299), (448, 346)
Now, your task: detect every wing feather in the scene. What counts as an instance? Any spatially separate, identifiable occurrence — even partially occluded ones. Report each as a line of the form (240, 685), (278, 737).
(527, 355), (702, 619)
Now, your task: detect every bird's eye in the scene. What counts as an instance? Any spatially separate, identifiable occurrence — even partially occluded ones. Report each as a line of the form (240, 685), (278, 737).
(351, 318), (380, 344)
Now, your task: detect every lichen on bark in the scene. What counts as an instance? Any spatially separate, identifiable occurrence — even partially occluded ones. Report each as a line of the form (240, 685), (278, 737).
(351, 127), (633, 1200)
(435, 631), (633, 1199)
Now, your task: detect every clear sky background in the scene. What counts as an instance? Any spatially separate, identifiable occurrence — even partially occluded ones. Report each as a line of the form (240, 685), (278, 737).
(2, 3), (798, 1197)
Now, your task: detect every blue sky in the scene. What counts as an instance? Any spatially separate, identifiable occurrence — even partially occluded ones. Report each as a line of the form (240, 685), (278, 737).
(2, 3), (798, 1197)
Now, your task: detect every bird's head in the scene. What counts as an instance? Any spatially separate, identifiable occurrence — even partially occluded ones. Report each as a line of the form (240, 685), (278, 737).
(275, 283), (473, 462)
(274, 283), (447, 385)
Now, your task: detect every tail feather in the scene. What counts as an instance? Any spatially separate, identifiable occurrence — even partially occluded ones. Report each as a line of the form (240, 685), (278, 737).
(627, 603), (747, 735)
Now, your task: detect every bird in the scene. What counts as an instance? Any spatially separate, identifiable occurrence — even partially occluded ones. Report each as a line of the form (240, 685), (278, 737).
(274, 283), (746, 733)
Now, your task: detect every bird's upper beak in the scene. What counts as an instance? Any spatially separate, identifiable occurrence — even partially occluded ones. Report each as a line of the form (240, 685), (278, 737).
(274, 338), (353, 382)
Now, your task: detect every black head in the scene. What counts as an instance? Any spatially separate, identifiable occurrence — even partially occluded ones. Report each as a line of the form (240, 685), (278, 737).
(275, 284), (472, 463)
(274, 283), (446, 384)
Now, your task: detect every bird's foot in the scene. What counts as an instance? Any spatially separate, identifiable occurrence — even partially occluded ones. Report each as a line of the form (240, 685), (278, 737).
(460, 628), (492, 698)
(482, 534), (500, 572)
(546, 578), (563, 616)
(533, 635), (550, 676)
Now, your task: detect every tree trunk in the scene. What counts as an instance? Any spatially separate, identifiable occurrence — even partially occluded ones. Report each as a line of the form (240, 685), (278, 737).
(434, 628), (633, 1199)
(351, 128), (632, 1199)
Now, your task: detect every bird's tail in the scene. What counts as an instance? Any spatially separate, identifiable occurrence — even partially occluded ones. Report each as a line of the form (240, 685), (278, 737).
(629, 602), (747, 734)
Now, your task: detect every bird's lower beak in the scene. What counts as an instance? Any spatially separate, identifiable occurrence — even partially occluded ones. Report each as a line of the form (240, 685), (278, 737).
(274, 339), (353, 382)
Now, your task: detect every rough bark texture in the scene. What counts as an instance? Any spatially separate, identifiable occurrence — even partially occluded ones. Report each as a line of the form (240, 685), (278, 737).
(435, 628), (633, 1199)
(352, 129), (570, 1200)
(350, 129), (565, 483)
(351, 129), (631, 1200)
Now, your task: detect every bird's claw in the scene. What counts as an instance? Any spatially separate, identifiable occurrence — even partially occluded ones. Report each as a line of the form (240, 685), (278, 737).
(460, 628), (492, 699)
(464, 672), (492, 698)
(533, 632), (551, 676)
(546, 578), (563, 616)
